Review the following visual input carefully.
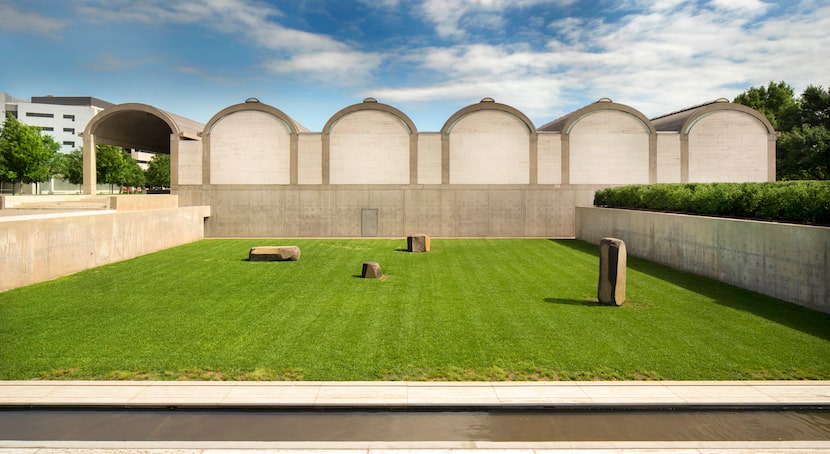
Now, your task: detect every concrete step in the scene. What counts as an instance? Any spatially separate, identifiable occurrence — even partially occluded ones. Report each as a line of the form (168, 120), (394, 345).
(11, 197), (110, 210)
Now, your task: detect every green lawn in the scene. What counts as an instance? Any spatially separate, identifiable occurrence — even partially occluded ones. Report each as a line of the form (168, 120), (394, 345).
(1, 239), (828, 381)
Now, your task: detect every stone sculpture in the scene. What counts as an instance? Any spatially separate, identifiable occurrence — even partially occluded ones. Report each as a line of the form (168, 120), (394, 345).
(249, 246), (301, 261)
(597, 238), (626, 305)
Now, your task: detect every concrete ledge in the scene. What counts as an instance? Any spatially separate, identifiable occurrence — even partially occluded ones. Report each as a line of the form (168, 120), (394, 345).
(1, 380), (827, 407)
(576, 207), (830, 313)
(0, 206), (211, 292)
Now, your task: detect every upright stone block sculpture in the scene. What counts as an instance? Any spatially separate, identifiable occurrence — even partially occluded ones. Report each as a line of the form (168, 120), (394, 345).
(407, 234), (430, 252)
(362, 261), (383, 279)
(597, 238), (626, 306)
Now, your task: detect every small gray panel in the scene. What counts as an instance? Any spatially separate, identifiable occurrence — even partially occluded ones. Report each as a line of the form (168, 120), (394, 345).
(361, 208), (378, 237)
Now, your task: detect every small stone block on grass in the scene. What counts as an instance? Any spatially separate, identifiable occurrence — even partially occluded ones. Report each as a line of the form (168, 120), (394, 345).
(597, 237), (626, 306)
(407, 234), (430, 252)
(362, 261), (382, 279)
(249, 246), (301, 262)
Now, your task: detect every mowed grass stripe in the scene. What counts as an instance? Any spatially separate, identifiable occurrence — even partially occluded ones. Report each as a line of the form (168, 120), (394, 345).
(0, 239), (828, 381)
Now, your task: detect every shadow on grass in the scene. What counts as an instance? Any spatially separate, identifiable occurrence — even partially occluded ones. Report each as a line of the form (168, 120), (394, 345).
(549, 239), (830, 341)
(543, 297), (604, 307)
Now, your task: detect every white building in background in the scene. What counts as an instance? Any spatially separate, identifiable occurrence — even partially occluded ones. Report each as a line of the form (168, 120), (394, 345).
(3, 95), (114, 153)
(1, 93), (155, 193)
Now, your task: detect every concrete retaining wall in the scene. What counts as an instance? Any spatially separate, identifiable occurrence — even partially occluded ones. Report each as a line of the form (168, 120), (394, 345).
(180, 185), (600, 238)
(576, 207), (830, 313)
(0, 206), (211, 292)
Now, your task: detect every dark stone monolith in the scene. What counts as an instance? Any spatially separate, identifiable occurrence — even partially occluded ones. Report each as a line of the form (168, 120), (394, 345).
(598, 238), (626, 306)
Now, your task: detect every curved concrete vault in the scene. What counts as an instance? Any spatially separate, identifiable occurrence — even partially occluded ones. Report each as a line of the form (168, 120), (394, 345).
(81, 103), (203, 193)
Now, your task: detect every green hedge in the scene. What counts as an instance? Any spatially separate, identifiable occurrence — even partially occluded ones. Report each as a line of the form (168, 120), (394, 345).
(593, 181), (830, 226)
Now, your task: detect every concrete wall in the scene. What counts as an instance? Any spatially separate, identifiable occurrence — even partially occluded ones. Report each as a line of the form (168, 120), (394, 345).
(0, 205), (211, 292)
(576, 207), (830, 313)
(183, 185), (598, 238)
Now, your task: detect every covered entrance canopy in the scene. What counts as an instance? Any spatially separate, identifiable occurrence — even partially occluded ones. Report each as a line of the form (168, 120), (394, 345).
(81, 103), (203, 194)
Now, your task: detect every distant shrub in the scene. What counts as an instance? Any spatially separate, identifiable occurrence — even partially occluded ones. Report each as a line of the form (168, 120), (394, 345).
(594, 181), (830, 225)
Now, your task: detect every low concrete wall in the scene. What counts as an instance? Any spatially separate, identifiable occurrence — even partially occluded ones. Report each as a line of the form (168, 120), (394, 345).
(178, 184), (601, 238)
(576, 207), (830, 313)
(108, 195), (179, 211)
(0, 206), (211, 292)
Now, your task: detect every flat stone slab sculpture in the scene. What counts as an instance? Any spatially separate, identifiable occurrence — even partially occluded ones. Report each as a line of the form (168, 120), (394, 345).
(597, 237), (626, 306)
(249, 246), (301, 262)
(407, 234), (431, 252)
(362, 261), (383, 279)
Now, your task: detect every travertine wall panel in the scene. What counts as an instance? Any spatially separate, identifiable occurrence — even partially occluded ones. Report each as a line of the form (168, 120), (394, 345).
(688, 111), (768, 182)
(329, 110), (410, 184)
(417, 133), (442, 184)
(656, 133), (681, 183)
(177, 140), (202, 185)
(210, 110), (291, 184)
(569, 110), (650, 184)
(298, 134), (323, 184)
(537, 133), (562, 184)
(449, 111), (530, 184)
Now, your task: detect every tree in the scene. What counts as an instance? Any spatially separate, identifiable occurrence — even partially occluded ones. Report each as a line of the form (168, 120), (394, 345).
(96, 144), (126, 194)
(0, 113), (60, 194)
(122, 154), (146, 190)
(733, 81), (800, 130)
(735, 82), (830, 180)
(56, 148), (84, 191)
(144, 153), (170, 188)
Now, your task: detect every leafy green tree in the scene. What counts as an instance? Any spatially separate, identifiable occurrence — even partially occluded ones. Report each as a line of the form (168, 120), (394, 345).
(735, 82), (830, 180)
(777, 124), (830, 180)
(122, 154), (146, 190)
(0, 113), (60, 194)
(734, 81), (800, 130)
(96, 144), (127, 194)
(144, 153), (170, 188)
(56, 148), (84, 190)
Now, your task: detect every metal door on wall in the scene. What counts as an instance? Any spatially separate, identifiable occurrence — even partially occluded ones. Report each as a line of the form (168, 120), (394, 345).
(361, 208), (378, 237)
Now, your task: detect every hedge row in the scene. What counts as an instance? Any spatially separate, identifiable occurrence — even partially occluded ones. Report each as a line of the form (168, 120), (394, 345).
(593, 181), (830, 226)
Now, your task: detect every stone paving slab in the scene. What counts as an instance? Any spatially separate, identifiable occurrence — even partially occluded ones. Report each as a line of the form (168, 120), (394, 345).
(1, 381), (828, 407)
(1, 381), (828, 452)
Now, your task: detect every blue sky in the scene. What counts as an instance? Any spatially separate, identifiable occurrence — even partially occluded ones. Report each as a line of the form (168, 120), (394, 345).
(2, 0), (828, 131)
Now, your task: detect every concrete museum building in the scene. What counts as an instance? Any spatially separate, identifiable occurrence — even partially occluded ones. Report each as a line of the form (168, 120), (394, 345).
(81, 96), (776, 238)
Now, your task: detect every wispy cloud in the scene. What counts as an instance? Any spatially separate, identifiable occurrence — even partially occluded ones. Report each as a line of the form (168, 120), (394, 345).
(377, 0), (830, 122)
(83, 52), (144, 71)
(75, 0), (381, 84)
(418, 0), (576, 40)
(0, 3), (65, 35)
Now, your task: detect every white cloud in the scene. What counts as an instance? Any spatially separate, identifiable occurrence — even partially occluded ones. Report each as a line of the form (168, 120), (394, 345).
(710, 0), (771, 14)
(377, 0), (830, 125)
(75, 0), (381, 85)
(266, 50), (383, 85)
(0, 4), (65, 35)
(418, 0), (575, 39)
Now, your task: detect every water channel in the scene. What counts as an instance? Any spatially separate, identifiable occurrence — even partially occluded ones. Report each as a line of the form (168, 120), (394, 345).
(2, 408), (829, 441)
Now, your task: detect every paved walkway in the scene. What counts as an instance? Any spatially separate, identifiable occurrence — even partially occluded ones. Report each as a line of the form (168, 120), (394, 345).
(1, 380), (829, 452)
